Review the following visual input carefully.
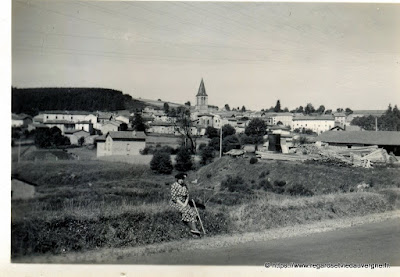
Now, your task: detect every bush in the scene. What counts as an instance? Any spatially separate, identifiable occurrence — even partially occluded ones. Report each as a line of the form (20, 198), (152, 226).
(258, 179), (272, 191)
(287, 184), (314, 197)
(249, 157), (258, 164)
(175, 147), (193, 172)
(200, 146), (215, 165)
(150, 151), (173, 174)
(220, 175), (251, 193)
(259, 170), (270, 178)
(273, 180), (287, 187)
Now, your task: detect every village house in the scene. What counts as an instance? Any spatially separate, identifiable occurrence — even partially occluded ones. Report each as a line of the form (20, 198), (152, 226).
(96, 131), (146, 157)
(333, 112), (346, 128)
(115, 115), (130, 125)
(98, 120), (121, 135)
(38, 111), (96, 134)
(147, 121), (177, 135)
(317, 131), (400, 155)
(292, 115), (335, 134)
(264, 112), (293, 127)
(12, 113), (32, 128)
(64, 129), (91, 145)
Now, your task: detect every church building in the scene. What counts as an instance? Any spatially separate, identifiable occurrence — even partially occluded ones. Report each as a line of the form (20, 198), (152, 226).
(195, 78), (209, 112)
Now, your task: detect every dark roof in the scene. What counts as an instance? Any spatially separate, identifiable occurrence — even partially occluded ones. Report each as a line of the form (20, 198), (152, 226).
(44, 120), (92, 124)
(64, 129), (90, 135)
(12, 113), (32, 120)
(318, 131), (400, 146)
(293, 115), (334, 121)
(107, 131), (146, 141)
(196, 78), (207, 96)
(41, 110), (94, 115)
(150, 121), (175, 127)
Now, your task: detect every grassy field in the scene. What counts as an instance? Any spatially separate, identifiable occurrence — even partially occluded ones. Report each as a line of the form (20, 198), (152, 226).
(11, 155), (400, 259)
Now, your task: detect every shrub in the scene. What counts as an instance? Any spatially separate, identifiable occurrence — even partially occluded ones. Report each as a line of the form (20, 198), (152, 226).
(258, 179), (272, 191)
(274, 180), (287, 187)
(249, 157), (258, 164)
(220, 175), (251, 193)
(287, 184), (314, 197)
(259, 170), (270, 178)
(175, 147), (193, 172)
(272, 187), (285, 194)
(150, 151), (173, 174)
(198, 143), (207, 151)
(140, 146), (153, 155)
(200, 146), (215, 165)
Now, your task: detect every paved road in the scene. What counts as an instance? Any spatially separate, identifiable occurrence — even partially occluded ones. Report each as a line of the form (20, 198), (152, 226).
(126, 218), (400, 266)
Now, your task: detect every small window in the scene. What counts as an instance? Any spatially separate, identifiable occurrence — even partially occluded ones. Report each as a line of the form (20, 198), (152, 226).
(56, 116), (58, 119)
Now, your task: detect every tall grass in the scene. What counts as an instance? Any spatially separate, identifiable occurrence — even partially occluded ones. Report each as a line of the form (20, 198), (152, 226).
(11, 158), (400, 258)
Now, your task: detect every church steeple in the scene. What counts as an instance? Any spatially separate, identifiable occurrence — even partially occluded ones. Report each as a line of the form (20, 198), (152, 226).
(195, 78), (208, 112)
(196, 78), (207, 97)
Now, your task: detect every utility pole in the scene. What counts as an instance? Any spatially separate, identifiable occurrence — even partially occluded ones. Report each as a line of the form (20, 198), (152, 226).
(219, 125), (222, 158)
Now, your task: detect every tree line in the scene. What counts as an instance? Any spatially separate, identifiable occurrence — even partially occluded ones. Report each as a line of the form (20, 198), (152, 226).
(12, 87), (146, 116)
(351, 104), (400, 131)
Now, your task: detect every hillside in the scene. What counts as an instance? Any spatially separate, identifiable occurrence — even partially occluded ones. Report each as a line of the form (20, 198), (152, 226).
(12, 87), (146, 116)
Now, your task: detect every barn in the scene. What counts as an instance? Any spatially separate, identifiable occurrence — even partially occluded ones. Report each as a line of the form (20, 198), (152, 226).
(317, 131), (400, 155)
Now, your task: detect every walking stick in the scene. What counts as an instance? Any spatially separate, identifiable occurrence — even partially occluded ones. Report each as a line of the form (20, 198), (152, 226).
(192, 199), (206, 235)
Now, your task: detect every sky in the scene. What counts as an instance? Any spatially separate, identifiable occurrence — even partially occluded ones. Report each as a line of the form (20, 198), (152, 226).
(11, 1), (400, 111)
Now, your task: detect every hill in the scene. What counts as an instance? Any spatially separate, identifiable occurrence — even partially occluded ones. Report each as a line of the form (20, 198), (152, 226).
(12, 87), (146, 116)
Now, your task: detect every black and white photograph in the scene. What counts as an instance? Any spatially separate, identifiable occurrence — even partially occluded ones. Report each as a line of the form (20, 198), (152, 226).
(5, 0), (400, 275)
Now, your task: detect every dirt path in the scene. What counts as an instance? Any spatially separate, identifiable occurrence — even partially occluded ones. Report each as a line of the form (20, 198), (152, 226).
(14, 210), (400, 264)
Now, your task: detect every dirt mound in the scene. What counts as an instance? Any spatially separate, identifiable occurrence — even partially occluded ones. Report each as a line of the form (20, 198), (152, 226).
(194, 156), (265, 190)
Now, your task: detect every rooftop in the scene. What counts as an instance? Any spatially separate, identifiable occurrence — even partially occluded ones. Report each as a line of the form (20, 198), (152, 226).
(107, 131), (146, 141)
(318, 131), (400, 146)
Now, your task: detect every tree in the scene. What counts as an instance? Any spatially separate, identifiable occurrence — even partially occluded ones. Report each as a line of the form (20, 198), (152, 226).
(174, 108), (197, 154)
(205, 126), (219, 138)
(283, 107), (289, 112)
(245, 118), (267, 149)
(304, 103), (315, 115)
(224, 104), (230, 111)
(325, 109), (332, 115)
(119, 123), (128, 131)
(208, 137), (221, 151)
(168, 108), (177, 117)
(222, 124), (236, 136)
(34, 127), (71, 148)
(345, 108), (353, 116)
(316, 105), (325, 114)
(274, 100), (281, 113)
(78, 136), (85, 146)
(297, 106), (304, 113)
(132, 112), (147, 132)
(163, 102), (170, 114)
(222, 135), (241, 152)
(175, 147), (193, 172)
(185, 101), (191, 107)
(150, 151), (173, 174)
(241, 106), (246, 112)
(351, 115), (376, 130)
(336, 108), (344, 113)
(200, 146), (215, 165)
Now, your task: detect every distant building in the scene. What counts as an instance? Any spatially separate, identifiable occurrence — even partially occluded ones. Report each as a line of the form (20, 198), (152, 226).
(64, 129), (91, 145)
(317, 131), (400, 155)
(195, 78), (209, 112)
(12, 113), (32, 128)
(292, 115), (335, 134)
(264, 112), (293, 127)
(96, 131), (146, 157)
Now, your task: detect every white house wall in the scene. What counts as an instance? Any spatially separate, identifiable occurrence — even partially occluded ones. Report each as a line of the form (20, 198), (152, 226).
(292, 120), (334, 134)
